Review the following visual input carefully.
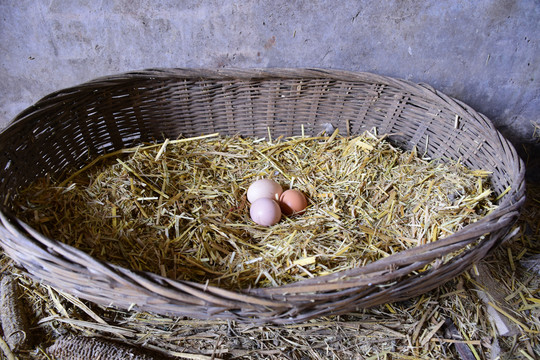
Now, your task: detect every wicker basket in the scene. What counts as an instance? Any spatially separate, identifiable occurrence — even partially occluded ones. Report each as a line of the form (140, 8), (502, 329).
(0, 68), (525, 324)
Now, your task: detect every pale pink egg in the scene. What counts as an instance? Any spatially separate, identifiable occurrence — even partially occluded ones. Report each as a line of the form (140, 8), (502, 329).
(249, 198), (282, 226)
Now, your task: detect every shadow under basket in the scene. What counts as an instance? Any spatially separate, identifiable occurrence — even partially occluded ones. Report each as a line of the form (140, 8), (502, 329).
(0, 68), (526, 324)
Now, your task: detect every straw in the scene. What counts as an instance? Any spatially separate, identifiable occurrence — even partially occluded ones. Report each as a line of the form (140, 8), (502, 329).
(12, 130), (498, 290)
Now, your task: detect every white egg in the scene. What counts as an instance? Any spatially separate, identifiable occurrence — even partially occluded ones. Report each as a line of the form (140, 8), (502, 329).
(247, 179), (283, 203)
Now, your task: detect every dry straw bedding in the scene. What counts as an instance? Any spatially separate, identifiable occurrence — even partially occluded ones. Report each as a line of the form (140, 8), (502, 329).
(1, 132), (539, 360)
(12, 130), (497, 290)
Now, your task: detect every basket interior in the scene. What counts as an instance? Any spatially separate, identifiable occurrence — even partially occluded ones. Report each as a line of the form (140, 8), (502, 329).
(0, 69), (526, 322)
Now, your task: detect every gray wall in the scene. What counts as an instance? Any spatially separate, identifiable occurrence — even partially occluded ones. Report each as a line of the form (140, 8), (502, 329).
(1, 1), (539, 150)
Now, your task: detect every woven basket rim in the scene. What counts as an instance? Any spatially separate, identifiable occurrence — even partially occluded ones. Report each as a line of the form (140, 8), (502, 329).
(0, 68), (527, 323)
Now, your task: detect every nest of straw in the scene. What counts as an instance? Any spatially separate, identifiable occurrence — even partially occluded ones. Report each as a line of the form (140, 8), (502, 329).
(12, 130), (497, 290)
(0, 68), (526, 324)
(0, 183), (538, 359)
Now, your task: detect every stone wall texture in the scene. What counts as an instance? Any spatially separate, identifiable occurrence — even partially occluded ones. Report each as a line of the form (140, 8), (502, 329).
(1, 1), (538, 164)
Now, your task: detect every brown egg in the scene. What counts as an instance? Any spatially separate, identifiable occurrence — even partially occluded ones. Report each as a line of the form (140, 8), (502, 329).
(279, 189), (308, 216)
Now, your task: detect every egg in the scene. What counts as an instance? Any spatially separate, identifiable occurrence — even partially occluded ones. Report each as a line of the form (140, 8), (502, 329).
(250, 198), (282, 226)
(247, 179), (283, 203)
(279, 189), (308, 216)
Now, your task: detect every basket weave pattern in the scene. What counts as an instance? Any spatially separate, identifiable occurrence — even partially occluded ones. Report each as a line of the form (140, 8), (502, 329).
(0, 69), (525, 323)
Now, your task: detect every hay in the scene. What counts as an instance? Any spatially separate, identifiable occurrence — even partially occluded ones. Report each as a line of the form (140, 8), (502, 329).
(1, 182), (538, 360)
(11, 130), (497, 290)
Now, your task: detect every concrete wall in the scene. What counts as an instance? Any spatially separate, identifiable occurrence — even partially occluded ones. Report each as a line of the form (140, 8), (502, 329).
(1, 1), (538, 150)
